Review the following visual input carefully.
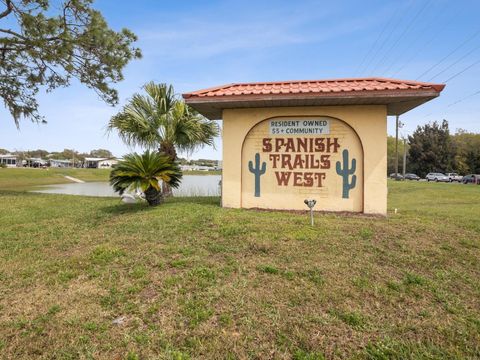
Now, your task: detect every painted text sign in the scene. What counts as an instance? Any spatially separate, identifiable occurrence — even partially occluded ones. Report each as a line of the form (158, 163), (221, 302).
(241, 116), (363, 211)
(261, 137), (340, 188)
(269, 119), (330, 136)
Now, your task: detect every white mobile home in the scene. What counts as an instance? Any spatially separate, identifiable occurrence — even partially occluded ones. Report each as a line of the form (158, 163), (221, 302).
(49, 159), (73, 168)
(84, 157), (118, 169)
(25, 158), (48, 168)
(0, 154), (18, 167)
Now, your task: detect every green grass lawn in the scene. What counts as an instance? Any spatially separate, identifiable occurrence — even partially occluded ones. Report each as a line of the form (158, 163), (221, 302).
(0, 181), (479, 359)
(0, 168), (111, 191)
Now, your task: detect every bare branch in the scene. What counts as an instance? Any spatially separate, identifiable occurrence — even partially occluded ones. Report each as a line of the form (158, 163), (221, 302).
(0, 28), (28, 40)
(0, 0), (13, 19)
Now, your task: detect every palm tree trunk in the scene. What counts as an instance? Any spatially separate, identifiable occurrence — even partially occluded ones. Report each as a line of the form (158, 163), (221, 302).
(144, 186), (163, 206)
(159, 143), (177, 197)
(159, 143), (177, 161)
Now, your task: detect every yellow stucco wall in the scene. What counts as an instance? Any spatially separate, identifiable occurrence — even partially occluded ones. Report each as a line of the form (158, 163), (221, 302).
(222, 105), (387, 215)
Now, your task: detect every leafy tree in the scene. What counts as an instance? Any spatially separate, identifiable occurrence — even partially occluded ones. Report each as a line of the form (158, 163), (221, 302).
(451, 130), (480, 174)
(408, 120), (456, 177)
(465, 150), (480, 174)
(386, 136), (407, 175)
(47, 148), (85, 163)
(176, 157), (189, 165)
(90, 148), (113, 158)
(0, 148), (9, 154)
(23, 149), (49, 158)
(108, 82), (219, 160)
(110, 150), (182, 206)
(76, 152), (88, 162)
(0, 0), (141, 126)
(48, 148), (72, 160)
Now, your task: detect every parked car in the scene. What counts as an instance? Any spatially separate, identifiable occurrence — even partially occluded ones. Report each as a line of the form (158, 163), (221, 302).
(404, 173), (420, 181)
(425, 172), (449, 182)
(446, 173), (463, 182)
(389, 173), (404, 180)
(462, 174), (480, 184)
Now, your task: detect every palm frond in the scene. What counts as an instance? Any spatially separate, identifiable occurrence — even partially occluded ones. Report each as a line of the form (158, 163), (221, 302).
(108, 83), (220, 157)
(110, 150), (183, 195)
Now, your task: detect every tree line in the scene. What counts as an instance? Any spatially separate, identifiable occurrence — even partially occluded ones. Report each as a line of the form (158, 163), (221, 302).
(387, 120), (480, 177)
(0, 148), (114, 162)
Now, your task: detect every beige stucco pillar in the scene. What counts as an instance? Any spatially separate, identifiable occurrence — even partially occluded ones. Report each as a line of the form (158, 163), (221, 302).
(222, 105), (387, 215)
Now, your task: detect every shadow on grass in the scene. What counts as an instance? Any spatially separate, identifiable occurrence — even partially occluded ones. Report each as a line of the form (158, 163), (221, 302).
(100, 196), (221, 215)
(166, 196), (221, 206)
(100, 202), (155, 215)
(0, 189), (31, 196)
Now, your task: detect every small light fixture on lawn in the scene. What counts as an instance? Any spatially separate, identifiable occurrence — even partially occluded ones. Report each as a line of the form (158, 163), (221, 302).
(304, 199), (317, 226)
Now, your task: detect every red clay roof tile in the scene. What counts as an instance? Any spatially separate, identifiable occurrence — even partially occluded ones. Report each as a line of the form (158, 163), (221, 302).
(183, 77), (445, 99)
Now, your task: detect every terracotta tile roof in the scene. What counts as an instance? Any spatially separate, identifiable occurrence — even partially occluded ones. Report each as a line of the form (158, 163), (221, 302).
(182, 77), (445, 119)
(182, 77), (445, 99)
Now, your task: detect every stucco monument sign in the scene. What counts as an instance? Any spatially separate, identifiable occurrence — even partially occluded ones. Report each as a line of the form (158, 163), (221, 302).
(183, 78), (444, 215)
(242, 117), (361, 212)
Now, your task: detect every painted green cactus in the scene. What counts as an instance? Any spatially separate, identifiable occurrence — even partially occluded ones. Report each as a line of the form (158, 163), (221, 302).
(336, 149), (357, 199)
(248, 152), (266, 197)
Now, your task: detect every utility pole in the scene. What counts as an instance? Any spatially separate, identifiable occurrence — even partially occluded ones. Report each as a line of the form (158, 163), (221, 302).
(402, 137), (407, 179)
(395, 115), (399, 179)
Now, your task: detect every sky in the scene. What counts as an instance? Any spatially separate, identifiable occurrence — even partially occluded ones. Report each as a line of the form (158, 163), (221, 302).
(1, 0), (480, 160)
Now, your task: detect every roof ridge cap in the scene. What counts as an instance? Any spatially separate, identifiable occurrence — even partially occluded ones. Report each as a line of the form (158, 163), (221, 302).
(182, 77), (446, 98)
(370, 76), (441, 85)
(183, 83), (236, 98)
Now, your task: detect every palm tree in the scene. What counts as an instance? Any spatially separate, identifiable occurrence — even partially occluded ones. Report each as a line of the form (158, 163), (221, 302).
(107, 82), (219, 160)
(110, 151), (182, 206)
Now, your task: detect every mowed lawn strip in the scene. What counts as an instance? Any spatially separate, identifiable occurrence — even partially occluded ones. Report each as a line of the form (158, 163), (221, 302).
(0, 181), (479, 359)
(0, 168), (111, 191)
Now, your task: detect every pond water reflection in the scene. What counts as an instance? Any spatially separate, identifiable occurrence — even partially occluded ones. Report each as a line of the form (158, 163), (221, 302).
(32, 175), (221, 197)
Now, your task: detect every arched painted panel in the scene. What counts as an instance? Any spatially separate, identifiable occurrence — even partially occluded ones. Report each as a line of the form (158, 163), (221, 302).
(241, 116), (364, 212)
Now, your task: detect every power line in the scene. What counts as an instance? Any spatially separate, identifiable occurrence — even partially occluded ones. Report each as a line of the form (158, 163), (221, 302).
(444, 57), (480, 83)
(355, 18), (390, 75)
(391, 37), (437, 77)
(371, 0), (432, 75)
(355, 3), (399, 75)
(383, 0), (450, 77)
(362, 1), (410, 76)
(421, 88), (480, 121)
(416, 28), (480, 80)
(447, 89), (480, 107)
(390, 5), (460, 78)
(427, 44), (480, 81)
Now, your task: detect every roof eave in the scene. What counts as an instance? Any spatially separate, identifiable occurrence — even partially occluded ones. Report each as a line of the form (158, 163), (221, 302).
(184, 90), (441, 119)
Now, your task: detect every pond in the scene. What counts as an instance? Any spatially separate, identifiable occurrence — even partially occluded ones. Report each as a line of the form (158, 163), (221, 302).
(32, 175), (221, 197)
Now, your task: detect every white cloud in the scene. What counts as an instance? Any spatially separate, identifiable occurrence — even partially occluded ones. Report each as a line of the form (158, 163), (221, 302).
(136, 2), (380, 61)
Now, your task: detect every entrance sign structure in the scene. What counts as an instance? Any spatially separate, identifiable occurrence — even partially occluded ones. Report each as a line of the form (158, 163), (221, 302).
(183, 78), (444, 215)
